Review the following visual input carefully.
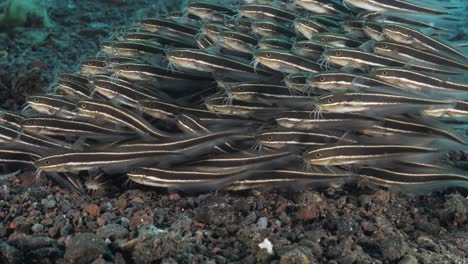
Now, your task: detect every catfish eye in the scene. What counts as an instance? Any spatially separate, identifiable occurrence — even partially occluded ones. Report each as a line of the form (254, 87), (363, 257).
(304, 21), (310, 25)
(149, 103), (155, 107)
(124, 66), (130, 70)
(315, 153), (321, 158)
(335, 51), (342, 56)
(265, 53), (271, 57)
(101, 82), (107, 87)
(177, 52), (182, 56)
(81, 103), (87, 109)
(267, 136), (273, 140)
(327, 98), (333, 103)
(44, 160), (49, 165)
(322, 37), (328, 41)
(382, 71), (388, 75)
(228, 33), (234, 37)
(34, 98), (40, 102)
(382, 44), (387, 48)
(319, 77), (325, 82)
(391, 26), (397, 30)
(304, 44), (309, 48)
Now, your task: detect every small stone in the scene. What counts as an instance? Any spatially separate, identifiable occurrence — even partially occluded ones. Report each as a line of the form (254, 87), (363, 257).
(60, 224), (74, 236)
(90, 255), (106, 264)
(41, 218), (54, 227)
(84, 204), (101, 218)
(96, 224), (129, 240)
(64, 233), (112, 263)
(415, 220), (440, 235)
(195, 201), (236, 226)
(48, 227), (59, 238)
(169, 193), (180, 201)
(45, 199), (57, 209)
(96, 217), (106, 227)
(399, 255), (418, 264)
(138, 224), (163, 240)
(279, 246), (316, 264)
(379, 236), (407, 262)
(257, 217), (268, 229)
(161, 258), (178, 264)
(338, 252), (357, 264)
(361, 221), (377, 234)
(120, 217), (130, 228)
(133, 231), (178, 263)
(298, 239), (322, 257)
(130, 213), (154, 230)
(31, 223), (44, 233)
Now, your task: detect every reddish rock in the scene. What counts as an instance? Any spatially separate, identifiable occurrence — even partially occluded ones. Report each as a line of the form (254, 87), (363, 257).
(130, 213), (154, 230)
(276, 203), (289, 214)
(169, 193), (180, 201)
(84, 204), (101, 218)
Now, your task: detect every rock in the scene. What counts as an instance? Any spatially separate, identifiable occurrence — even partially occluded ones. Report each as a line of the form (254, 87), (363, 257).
(338, 252), (357, 264)
(60, 224), (74, 237)
(10, 236), (57, 251)
(399, 255), (418, 264)
(132, 231), (178, 263)
(84, 204), (101, 218)
(237, 225), (263, 252)
(137, 224), (162, 240)
(31, 223), (44, 233)
(257, 217), (268, 229)
(130, 211), (154, 230)
(96, 224), (129, 240)
(295, 191), (324, 221)
(298, 239), (322, 257)
(379, 236), (407, 262)
(90, 255), (106, 264)
(64, 233), (112, 264)
(279, 246), (316, 264)
(195, 201), (236, 226)
(45, 199), (57, 209)
(0, 241), (23, 264)
(361, 221), (377, 234)
(27, 188), (49, 200)
(415, 219), (440, 235)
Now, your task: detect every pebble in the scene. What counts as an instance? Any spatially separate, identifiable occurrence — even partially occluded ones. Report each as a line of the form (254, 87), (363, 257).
(379, 236), (408, 262)
(398, 255), (418, 264)
(96, 224), (129, 240)
(84, 204), (101, 218)
(257, 217), (268, 229)
(45, 199), (57, 209)
(64, 233), (112, 263)
(60, 224), (74, 237)
(279, 246), (316, 264)
(195, 201), (236, 226)
(133, 231), (178, 263)
(31, 223), (44, 233)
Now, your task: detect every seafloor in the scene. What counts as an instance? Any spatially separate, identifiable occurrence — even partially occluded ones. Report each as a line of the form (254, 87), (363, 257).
(0, 0), (467, 263)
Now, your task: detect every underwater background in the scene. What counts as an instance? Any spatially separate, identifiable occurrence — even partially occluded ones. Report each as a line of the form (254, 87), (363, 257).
(0, 0), (467, 263)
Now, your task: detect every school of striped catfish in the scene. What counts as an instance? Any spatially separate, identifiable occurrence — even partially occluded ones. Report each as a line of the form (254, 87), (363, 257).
(1, 0), (468, 193)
